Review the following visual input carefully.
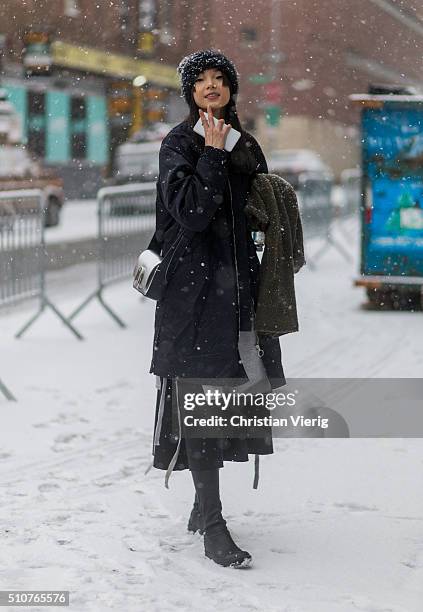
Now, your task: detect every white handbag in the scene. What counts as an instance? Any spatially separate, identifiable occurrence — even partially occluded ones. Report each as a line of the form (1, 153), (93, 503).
(133, 229), (190, 300)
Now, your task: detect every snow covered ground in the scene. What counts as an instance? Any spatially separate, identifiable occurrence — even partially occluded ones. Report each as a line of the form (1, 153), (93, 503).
(44, 200), (98, 244)
(0, 215), (422, 611)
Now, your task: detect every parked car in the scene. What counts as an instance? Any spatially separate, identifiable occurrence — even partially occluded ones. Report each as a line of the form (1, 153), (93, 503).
(267, 148), (333, 190)
(112, 140), (161, 186)
(111, 122), (176, 187)
(0, 87), (22, 144)
(129, 122), (175, 144)
(0, 144), (64, 226)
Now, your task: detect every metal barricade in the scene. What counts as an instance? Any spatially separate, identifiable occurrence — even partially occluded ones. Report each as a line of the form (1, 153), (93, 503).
(340, 168), (362, 218)
(297, 172), (352, 269)
(0, 190), (42, 399)
(0, 189), (83, 340)
(0, 190), (82, 399)
(0, 189), (42, 307)
(0, 377), (16, 401)
(68, 183), (156, 327)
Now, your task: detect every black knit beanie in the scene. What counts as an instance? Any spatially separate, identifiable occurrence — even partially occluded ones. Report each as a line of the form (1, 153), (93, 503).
(177, 48), (239, 105)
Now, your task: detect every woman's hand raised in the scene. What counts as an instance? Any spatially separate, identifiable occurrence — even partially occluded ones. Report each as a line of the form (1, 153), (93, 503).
(199, 105), (232, 150)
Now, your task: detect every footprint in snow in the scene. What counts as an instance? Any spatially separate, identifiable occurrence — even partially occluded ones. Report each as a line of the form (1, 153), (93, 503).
(38, 482), (60, 492)
(73, 503), (106, 513)
(159, 534), (197, 552)
(50, 412), (90, 425)
(95, 381), (132, 394)
(26, 385), (59, 393)
(54, 433), (81, 444)
(44, 514), (71, 525)
(333, 501), (379, 512)
(46, 470), (79, 482)
(270, 547), (296, 555)
(401, 547), (423, 570)
(146, 510), (171, 519)
(124, 537), (157, 554)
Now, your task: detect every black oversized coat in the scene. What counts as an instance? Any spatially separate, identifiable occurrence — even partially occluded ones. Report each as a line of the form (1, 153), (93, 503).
(149, 120), (285, 388)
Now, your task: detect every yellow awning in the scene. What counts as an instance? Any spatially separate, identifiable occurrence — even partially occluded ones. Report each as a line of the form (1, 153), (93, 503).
(51, 41), (179, 88)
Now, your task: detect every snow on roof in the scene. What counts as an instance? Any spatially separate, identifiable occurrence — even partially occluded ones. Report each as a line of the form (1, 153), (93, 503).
(349, 94), (423, 104)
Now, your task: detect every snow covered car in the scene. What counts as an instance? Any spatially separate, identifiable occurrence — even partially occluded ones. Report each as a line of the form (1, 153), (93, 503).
(267, 148), (333, 191)
(112, 140), (160, 186)
(108, 141), (161, 215)
(0, 144), (64, 227)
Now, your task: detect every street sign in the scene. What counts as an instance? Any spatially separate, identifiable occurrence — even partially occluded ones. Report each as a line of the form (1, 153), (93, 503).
(265, 105), (281, 127)
(248, 74), (273, 85)
(264, 81), (283, 104)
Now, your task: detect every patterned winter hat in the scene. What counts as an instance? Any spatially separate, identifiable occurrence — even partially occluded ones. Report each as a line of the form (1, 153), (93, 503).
(177, 49), (239, 104)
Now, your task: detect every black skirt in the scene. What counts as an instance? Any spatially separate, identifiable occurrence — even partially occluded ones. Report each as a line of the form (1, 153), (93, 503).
(152, 376), (274, 474)
(151, 330), (283, 479)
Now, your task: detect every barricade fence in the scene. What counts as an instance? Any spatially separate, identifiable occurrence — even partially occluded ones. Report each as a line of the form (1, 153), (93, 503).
(0, 189), (80, 400)
(0, 190), (43, 307)
(0, 189), (83, 339)
(297, 172), (355, 269)
(340, 169), (361, 218)
(0, 178), (360, 400)
(68, 183), (156, 327)
(0, 190), (44, 399)
(1, 177), (360, 356)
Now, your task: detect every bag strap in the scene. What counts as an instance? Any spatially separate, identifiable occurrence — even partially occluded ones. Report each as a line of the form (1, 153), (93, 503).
(147, 230), (162, 254)
(150, 180), (196, 255)
(148, 225), (196, 256)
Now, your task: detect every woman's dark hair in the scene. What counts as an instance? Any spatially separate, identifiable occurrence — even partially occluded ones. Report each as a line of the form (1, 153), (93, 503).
(183, 76), (259, 175)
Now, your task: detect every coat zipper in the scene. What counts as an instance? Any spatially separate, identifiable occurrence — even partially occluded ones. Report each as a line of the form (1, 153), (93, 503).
(228, 179), (241, 344)
(251, 296), (264, 358)
(229, 179), (263, 359)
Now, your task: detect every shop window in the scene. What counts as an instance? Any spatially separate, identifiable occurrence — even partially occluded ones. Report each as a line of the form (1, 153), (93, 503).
(71, 97), (86, 120)
(27, 90), (46, 158)
(27, 128), (45, 158)
(28, 90), (45, 116)
(64, 0), (80, 17)
(70, 96), (87, 159)
(240, 27), (257, 44)
(71, 133), (86, 160)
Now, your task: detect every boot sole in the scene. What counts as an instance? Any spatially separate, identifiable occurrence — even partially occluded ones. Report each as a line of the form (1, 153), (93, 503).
(205, 552), (253, 569)
(231, 556), (253, 569)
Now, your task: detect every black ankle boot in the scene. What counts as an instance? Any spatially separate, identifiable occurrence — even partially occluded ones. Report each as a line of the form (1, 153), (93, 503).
(187, 493), (204, 534)
(191, 468), (252, 569)
(204, 526), (252, 568)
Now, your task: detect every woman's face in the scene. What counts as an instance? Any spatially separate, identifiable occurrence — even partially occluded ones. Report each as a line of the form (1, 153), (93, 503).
(192, 67), (231, 116)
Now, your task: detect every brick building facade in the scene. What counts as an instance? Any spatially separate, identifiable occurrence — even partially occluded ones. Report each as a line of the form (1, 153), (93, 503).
(1, 0), (422, 180)
(0, 0), (139, 61)
(177, 0), (423, 174)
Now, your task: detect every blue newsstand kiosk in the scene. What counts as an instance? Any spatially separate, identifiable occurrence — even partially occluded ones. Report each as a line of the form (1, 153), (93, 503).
(350, 93), (423, 308)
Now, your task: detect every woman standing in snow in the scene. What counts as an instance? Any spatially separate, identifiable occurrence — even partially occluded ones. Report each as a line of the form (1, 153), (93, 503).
(149, 49), (286, 568)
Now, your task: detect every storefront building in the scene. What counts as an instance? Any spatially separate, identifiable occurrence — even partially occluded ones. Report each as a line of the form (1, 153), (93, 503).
(2, 36), (179, 197)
